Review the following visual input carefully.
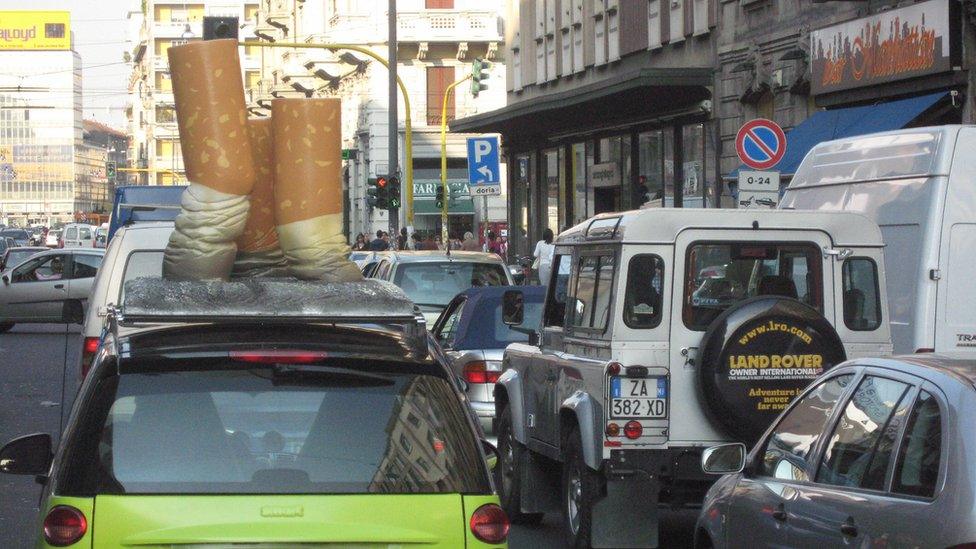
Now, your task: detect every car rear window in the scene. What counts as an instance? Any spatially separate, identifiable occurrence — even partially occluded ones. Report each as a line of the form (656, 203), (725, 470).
(118, 250), (164, 302)
(393, 262), (508, 309)
(59, 363), (487, 495)
(0, 229), (28, 239)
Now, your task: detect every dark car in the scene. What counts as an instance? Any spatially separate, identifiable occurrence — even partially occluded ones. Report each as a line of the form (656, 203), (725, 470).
(0, 228), (30, 247)
(431, 286), (546, 435)
(0, 246), (47, 272)
(697, 355), (976, 548)
(0, 278), (509, 547)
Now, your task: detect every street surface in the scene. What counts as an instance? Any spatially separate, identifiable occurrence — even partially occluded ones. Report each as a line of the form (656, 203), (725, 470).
(0, 324), (694, 548)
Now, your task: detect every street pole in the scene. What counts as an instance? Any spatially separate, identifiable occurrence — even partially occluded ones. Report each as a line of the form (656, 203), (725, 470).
(387, 0), (399, 235)
(440, 74), (471, 246)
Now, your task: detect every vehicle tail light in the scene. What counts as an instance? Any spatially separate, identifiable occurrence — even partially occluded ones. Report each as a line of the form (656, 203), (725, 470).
(469, 503), (509, 544)
(606, 362), (622, 376)
(624, 420), (643, 440)
(43, 505), (87, 546)
(80, 337), (99, 378)
(463, 361), (501, 384)
(229, 350), (328, 364)
(605, 423), (620, 437)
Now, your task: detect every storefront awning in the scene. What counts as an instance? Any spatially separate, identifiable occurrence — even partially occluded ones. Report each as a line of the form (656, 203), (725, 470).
(731, 91), (948, 178)
(413, 199), (475, 215)
(450, 67), (713, 150)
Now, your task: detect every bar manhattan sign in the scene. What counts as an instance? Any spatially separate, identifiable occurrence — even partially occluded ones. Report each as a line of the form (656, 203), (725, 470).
(810, 0), (960, 95)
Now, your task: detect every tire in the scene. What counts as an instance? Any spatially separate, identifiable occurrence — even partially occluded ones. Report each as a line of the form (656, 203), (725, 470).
(495, 407), (544, 525)
(0, 323), (14, 333)
(562, 426), (602, 548)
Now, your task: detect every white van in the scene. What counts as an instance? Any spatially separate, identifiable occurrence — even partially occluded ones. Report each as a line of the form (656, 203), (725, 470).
(61, 223), (96, 248)
(782, 125), (976, 354)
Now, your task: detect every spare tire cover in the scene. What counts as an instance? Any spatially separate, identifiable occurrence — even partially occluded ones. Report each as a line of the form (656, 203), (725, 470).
(697, 296), (846, 445)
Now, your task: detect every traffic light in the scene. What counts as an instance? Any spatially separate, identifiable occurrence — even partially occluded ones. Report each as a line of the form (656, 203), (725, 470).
(471, 58), (491, 98)
(106, 161), (116, 181)
(387, 176), (401, 209)
(435, 184), (446, 209)
(376, 176), (389, 210)
(366, 178), (379, 207)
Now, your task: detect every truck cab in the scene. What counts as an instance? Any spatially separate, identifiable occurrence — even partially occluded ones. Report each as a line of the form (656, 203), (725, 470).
(496, 208), (891, 548)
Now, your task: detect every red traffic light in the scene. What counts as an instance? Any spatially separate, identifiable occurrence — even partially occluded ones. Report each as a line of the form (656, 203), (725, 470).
(377, 177), (388, 188)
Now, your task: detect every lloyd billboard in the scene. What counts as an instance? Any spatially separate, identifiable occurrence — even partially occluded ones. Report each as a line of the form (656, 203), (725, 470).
(810, 0), (960, 95)
(0, 11), (71, 51)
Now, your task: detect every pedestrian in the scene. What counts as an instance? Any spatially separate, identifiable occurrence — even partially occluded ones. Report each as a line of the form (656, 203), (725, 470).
(411, 232), (425, 250)
(461, 231), (480, 251)
(381, 231), (392, 249)
(434, 234), (445, 250)
(369, 230), (388, 251)
(486, 231), (504, 258)
(533, 228), (555, 285)
(352, 233), (367, 251)
(397, 227), (408, 250)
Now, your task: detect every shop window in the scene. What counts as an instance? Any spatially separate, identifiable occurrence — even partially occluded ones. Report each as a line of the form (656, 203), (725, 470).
(842, 258), (882, 331)
(426, 66), (456, 126)
(682, 124), (706, 208)
(638, 131), (665, 207)
(544, 148), (563, 233)
(571, 143), (587, 225)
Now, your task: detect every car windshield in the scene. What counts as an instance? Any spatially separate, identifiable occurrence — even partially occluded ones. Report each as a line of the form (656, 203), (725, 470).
(65, 364), (486, 495)
(393, 262), (508, 310)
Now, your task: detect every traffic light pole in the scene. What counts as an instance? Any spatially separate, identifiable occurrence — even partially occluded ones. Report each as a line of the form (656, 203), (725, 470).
(440, 74), (471, 245)
(387, 0), (399, 234)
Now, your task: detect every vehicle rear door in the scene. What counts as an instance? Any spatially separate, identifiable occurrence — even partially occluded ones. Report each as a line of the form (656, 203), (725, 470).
(63, 226), (78, 248)
(669, 229), (835, 444)
(1, 253), (70, 321)
(66, 252), (103, 305)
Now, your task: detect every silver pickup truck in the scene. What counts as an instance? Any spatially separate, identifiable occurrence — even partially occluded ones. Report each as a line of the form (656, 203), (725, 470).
(495, 208), (892, 548)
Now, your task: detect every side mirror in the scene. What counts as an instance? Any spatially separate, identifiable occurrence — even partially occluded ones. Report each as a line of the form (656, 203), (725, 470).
(0, 433), (52, 476)
(1, 274), (8, 286)
(502, 290), (524, 326)
(61, 299), (84, 324)
(481, 439), (499, 471)
(456, 375), (469, 393)
(701, 443), (746, 475)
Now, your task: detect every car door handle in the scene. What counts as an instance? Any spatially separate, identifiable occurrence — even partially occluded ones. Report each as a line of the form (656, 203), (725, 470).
(772, 504), (787, 522)
(54, 284), (64, 290)
(840, 518), (858, 537)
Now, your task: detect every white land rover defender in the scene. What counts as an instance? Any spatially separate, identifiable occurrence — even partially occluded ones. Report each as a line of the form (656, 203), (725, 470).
(495, 208), (892, 548)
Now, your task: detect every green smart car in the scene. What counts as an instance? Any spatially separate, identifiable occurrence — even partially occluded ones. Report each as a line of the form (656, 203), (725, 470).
(0, 279), (508, 548)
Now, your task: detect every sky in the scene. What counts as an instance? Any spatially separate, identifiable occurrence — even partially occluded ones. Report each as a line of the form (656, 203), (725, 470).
(0, 0), (135, 129)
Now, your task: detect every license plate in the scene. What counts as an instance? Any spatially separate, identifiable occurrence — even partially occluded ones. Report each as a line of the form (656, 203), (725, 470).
(610, 377), (668, 419)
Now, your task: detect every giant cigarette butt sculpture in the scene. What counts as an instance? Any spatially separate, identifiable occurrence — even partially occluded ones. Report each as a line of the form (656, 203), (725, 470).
(233, 117), (288, 277)
(272, 99), (361, 282)
(163, 39), (254, 281)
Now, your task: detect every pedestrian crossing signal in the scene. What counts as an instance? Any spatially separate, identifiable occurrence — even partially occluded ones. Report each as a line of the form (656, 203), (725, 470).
(388, 176), (401, 209)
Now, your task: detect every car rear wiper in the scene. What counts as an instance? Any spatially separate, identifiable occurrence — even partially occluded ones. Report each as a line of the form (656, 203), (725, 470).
(414, 303), (447, 310)
(258, 365), (396, 387)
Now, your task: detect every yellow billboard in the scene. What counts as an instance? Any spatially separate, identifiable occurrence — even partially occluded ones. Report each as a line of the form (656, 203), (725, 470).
(0, 11), (70, 51)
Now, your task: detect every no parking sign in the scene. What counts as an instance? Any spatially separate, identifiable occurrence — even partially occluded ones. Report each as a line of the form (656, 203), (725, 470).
(735, 119), (786, 170)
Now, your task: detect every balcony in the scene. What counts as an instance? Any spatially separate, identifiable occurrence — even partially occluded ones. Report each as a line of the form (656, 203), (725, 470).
(152, 20), (202, 39)
(397, 11), (501, 43)
(265, 0), (292, 33)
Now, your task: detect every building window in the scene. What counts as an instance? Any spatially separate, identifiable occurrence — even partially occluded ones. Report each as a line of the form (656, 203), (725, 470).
(425, 0), (453, 7)
(638, 131), (665, 207)
(426, 66), (456, 126)
(544, 148), (563, 233)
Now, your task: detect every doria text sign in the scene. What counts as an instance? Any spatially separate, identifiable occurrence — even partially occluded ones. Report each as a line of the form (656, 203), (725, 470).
(810, 0), (960, 95)
(466, 136), (501, 196)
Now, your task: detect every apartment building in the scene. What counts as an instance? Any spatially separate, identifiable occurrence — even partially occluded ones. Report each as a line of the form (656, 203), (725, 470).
(126, 1), (262, 186)
(452, 0), (721, 258)
(247, 0), (507, 240)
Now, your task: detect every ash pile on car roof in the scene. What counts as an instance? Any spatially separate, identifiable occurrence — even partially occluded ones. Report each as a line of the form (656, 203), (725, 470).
(122, 277), (415, 319)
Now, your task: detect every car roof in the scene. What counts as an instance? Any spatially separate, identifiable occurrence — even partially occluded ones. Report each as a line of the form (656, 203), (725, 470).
(556, 208), (884, 247)
(845, 354), (976, 389)
(383, 250), (506, 263)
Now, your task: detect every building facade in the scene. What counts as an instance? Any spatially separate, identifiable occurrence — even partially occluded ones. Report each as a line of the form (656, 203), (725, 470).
(248, 0), (507, 241)
(0, 11), (94, 227)
(452, 0), (722, 259)
(126, 1), (263, 186)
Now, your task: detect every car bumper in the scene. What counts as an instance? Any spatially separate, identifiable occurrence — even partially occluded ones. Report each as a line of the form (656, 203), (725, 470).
(469, 399), (495, 434)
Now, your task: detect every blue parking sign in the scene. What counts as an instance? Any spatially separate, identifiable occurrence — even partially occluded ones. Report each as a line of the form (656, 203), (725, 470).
(467, 136), (501, 196)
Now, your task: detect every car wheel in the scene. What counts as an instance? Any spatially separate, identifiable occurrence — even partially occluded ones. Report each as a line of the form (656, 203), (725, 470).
(0, 323), (13, 333)
(562, 426), (601, 548)
(495, 407), (544, 525)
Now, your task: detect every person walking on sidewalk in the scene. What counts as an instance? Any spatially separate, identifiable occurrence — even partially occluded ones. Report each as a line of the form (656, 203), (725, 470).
(533, 228), (555, 286)
(461, 231), (480, 251)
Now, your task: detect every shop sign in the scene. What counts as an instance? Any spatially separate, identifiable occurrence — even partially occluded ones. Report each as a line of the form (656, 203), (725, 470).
(588, 162), (619, 188)
(810, 0), (959, 95)
(413, 180), (472, 200)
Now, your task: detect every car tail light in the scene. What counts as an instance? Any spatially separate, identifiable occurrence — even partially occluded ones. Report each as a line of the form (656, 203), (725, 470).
(43, 505), (87, 546)
(606, 362), (622, 376)
(463, 361), (501, 384)
(80, 337), (100, 378)
(624, 420), (643, 440)
(229, 350), (328, 364)
(469, 503), (509, 544)
(605, 423), (620, 437)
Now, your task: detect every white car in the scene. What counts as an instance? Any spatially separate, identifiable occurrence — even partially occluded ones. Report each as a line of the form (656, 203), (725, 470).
(45, 230), (61, 248)
(61, 223), (97, 248)
(79, 222), (174, 376)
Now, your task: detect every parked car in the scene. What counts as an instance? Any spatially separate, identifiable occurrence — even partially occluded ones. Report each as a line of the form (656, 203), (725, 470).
(697, 354), (975, 548)
(783, 126), (976, 354)
(0, 278), (508, 548)
(0, 228), (30, 247)
(61, 223), (97, 248)
(0, 236), (12, 258)
(366, 251), (513, 324)
(0, 248), (104, 333)
(349, 250), (375, 269)
(45, 229), (61, 248)
(497, 209), (892, 547)
(0, 246), (47, 272)
(78, 221), (173, 376)
(28, 225), (47, 246)
(431, 286), (547, 435)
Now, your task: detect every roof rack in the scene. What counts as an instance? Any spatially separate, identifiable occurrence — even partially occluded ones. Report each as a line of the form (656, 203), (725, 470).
(110, 278), (429, 355)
